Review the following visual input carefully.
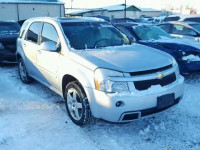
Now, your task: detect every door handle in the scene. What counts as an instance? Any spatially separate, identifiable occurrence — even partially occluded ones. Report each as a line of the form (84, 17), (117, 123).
(23, 43), (26, 47)
(38, 50), (41, 54)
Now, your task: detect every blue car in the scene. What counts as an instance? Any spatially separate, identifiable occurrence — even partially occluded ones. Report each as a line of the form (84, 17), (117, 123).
(114, 23), (200, 75)
(0, 21), (20, 62)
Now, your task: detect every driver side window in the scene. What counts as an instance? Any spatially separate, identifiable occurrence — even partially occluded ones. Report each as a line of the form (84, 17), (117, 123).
(41, 23), (59, 46)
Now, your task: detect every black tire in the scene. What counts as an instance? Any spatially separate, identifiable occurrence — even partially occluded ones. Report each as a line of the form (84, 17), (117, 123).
(64, 81), (92, 125)
(18, 58), (32, 84)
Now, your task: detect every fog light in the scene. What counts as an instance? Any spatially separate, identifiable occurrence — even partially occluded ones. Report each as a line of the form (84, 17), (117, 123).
(116, 101), (123, 107)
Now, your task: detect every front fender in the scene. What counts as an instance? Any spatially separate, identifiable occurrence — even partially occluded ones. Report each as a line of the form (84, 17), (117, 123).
(58, 56), (95, 94)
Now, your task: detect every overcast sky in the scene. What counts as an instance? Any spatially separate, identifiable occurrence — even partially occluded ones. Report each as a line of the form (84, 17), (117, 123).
(62, 0), (200, 11)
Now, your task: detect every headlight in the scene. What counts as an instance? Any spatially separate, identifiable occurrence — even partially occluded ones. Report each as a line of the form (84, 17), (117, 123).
(172, 58), (177, 66)
(0, 43), (4, 50)
(94, 68), (129, 93)
(172, 58), (180, 76)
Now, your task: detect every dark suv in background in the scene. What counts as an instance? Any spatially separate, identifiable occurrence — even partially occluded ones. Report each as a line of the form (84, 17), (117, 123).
(0, 21), (20, 62)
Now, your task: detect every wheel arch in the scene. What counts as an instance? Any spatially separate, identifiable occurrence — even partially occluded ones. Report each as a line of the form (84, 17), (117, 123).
(62, 74), (81, 97)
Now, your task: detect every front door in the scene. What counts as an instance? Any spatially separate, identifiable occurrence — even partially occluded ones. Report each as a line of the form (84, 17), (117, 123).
(36, 23), (60, 89)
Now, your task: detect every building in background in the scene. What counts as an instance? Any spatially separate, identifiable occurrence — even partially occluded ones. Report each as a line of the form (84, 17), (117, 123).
(67, 4), (141, 20)
(0, 0), (65, 21)
(140, 8), (162, 17)
(67, 4), (164, 20)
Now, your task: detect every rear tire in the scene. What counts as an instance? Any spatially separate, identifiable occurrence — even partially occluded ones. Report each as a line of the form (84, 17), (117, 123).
(18, 58), (32, 84)
(64, 81), (92, 125)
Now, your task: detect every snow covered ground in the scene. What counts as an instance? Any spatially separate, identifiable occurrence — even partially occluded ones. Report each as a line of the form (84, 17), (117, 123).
(0, 64), (200, 150)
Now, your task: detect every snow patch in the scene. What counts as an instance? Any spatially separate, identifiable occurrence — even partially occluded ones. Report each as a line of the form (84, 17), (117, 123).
(182, 54), (200, 62)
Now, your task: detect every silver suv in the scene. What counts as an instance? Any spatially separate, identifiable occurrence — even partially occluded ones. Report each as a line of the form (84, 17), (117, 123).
(16, 17), (184, 125)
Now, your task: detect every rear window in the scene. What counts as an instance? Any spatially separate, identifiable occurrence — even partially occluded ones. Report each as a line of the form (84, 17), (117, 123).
(0, 22), (20, 35)
(184, 17), (200, 23)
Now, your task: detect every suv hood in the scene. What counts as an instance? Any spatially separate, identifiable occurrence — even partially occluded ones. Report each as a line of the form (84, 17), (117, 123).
(69, 44), (173, 72)
(146, 38), (200, 53)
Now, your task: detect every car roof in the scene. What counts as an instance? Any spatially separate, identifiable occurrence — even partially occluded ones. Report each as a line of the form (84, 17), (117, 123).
(167, 14), (200, 18)
(0, 20), (18, 23)
(158, 21), (200, 27)
(114, 22), (151, 27)
(25, 17), (106, 24)
(169, 21), (200, 25)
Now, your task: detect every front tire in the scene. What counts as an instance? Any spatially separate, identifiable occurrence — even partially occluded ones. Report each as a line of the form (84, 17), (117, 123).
(18, 58), (32, 84)
(64, 81), (92, 125)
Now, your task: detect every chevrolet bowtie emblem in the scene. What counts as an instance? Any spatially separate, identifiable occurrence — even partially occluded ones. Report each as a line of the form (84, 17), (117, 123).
(156, 74), (164, 79)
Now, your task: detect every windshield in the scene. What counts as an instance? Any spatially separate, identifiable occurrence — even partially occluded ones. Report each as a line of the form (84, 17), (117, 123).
(61, 22), (130, 50)
(190, 24), (200, 32)
(0, 22), (20, 35)
(132, 25), (173, 41)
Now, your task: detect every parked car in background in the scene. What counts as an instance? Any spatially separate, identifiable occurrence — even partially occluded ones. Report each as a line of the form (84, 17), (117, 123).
(157, 21), (200, 42)
(163, 15), (181, 22)
(0, 21), (20, 62)
(17, 17), (184, 125)
(163, 14), (200, 23)
(88, 16), (110, 22)
(114, 23), (200, 74)
(148, 16), (166, 24)
(111, 18), (149, 24)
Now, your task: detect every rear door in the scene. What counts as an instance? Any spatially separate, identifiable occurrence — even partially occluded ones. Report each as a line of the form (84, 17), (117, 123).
(36, 23), (60, 89)
(22, 22), (43, 78)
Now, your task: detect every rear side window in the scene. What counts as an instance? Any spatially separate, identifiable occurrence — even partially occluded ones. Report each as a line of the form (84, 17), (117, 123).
(158, 24), (171, 33)
(41, 23), (59, 45)
(184, 17), (200, 23)
(26, 22), (43, 43)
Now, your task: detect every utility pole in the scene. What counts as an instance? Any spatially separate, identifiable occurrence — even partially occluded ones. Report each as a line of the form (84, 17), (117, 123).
(124, 0), (127, 18)
(71, 0), (73, 9)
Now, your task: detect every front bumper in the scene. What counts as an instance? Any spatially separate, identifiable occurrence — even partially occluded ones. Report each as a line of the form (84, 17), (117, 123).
(179, 61), (200, 74)
(85, 76), (184, 122)
(0, 49), (16, 62)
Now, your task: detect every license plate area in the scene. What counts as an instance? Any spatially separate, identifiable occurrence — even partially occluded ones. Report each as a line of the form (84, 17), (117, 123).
(157, 93), (175, 109)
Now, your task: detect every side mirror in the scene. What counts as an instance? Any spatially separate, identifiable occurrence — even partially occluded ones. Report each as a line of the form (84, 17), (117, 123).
(40, 41), (59, 52)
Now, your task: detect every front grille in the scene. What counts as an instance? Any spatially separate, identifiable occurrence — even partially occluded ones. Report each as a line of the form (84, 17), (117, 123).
(134, 73), (176, 91)
(130, 64), (173, 76)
